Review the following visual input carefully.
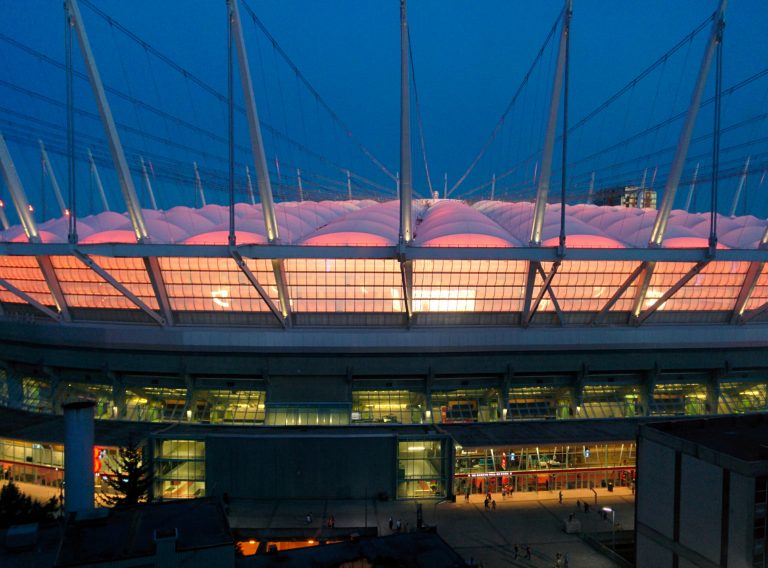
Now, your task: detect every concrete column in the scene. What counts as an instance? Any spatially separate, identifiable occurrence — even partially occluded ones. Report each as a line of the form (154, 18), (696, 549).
(706, 370), (722, 415)
(63, 400), (95, 514)
(6, 372), (23, 409)
(638, 370), (657, 417)
(111, 379), (127, 419)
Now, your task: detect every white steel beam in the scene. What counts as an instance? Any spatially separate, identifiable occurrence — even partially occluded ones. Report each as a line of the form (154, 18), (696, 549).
(399, 0), (413, 244)
(684, 162), (700, 212)
(0, 133), (38, 241)
(729, 155), (750, 217)
(649, 0), (727, 246)
(535, 261), (564, 325)
(139, 156), (158, 210)
(231, 250), (286, 328)
(0, 276), (60, 321)
(87, 149), (110, 212)
(67, 0), (149, 241)
(636, 261), (709, 324)
(229, 0), (292, 323)
(193, 162), (207, 207)
(592, 262), (646, 324)
(399, 259), (413, 321)
(731, 261), (763, 323)
(0, 134), (70, 320)
(245, 166), (256, 205)
(143, 257), (174, 326)
(742, 298), (768, 323)
(530, 0), (571, 246)
(39, 140), (68, 216)
(630, 262), (655, 319)
(524, 261), (561, 326)
(0, 199), (9, 231)
(229, 0), (278, 241)
(73, 250), (165, 325)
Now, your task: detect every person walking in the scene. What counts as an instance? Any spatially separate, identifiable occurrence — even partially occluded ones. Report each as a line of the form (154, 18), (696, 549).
(525, 545), (532, 560)
(558, 490), (563, 504)
(388, 517), (393, 531)
(513, 544), (519, 560)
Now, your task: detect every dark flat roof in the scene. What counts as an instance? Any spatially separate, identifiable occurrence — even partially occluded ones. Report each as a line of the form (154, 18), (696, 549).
(643, 413), (768, 463)
(55, 498), (232, 567)
(0, 407), (714, 449)
(238, 530), (466, 568)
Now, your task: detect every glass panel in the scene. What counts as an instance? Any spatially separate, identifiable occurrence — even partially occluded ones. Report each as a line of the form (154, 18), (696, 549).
(125, 387), (188, 422)
(580, 385), (641, 419)
(454, 442), (636, 497)
(431, 388), (500, 423)
(650, 383), (707, 416)
(351, 390), (426, 424)
(193, 389), (266, 424)
(413, 260), (527, 312)
(154, 439), (206, 500)
(508, 386), (571, 420)
(158, 257), (269, 312)
(285, 258), (402, 313)
(719, 382), (768, 414)
(397, 439), (446, 499)
(265, 404), (351, 426)
(0, 256), (55, 306)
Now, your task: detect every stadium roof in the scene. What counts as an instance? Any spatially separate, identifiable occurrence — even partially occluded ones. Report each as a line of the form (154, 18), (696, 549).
(0, 199), (767, 328)
(1, 199), (766, 248)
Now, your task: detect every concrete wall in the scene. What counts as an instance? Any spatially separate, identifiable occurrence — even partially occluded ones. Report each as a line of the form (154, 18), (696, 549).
(728, 471), (755, 568)
(636, 438), (676, 538)
(678, 453), (723, 564)
(636, 534), (674, 567)
(205, 434), (396, 500)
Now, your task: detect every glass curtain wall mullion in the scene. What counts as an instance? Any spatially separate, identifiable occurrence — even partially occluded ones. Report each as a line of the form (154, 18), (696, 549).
(351, 390), (426, 424)
(430, 388), (500, 423)
(154, 439), (206, 500)
(718, 382), (768, 415)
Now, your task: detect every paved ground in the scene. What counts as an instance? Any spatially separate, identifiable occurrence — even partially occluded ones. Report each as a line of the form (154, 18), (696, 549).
(1, 482), (634, 567)
(229, 487), (635, 567)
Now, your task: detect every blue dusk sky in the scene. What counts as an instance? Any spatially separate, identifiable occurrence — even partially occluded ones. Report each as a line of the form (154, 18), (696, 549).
(0, 0), (766, 221)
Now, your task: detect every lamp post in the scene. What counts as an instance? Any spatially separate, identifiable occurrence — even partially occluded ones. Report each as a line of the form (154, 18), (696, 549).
(602, 507), (615, 550)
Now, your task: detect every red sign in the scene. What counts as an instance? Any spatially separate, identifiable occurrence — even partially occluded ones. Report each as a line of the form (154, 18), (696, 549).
(93, 447), (102, 474)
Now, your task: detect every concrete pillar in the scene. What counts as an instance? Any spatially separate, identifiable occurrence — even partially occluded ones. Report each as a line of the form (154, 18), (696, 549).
(63, 400), (95, 514)
(638, 369), (657, 417)
(111, 376), (126, 419)
(7, 372), (23, 409)
(706, 370), (722, 415)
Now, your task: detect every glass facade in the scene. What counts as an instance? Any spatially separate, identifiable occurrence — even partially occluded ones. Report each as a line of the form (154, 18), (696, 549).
(508, 386), (571, 420)
(397, 439), (449, 499)
(193, 390), (266, 424)
(579, 385), (641, 419)
(154, 439), (206, 500)
(351, 390), (426, 424)
(431, 388), (500, 423)
(454, 442), (636, 496)
(719, 382), (768, 415)
(0, 371), (766, 426)
(650, 383), (707, 416)
(265, 404), (351, 426)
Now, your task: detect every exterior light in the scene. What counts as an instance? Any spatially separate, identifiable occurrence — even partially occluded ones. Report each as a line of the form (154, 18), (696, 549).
(186, 409), (192, 420)
(408, 446), (426, 452)
(502, 408), (508, 419)
(425, 410), (431, 419)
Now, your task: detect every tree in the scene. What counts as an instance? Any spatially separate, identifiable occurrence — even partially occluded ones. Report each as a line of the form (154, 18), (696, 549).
(0, 481), (59, 528)
(101, 440), (152, 507)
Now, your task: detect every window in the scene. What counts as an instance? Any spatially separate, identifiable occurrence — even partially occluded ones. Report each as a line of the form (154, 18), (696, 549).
(154, 439), (205, 500)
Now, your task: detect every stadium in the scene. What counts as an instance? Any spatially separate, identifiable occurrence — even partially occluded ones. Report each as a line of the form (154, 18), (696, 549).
(0, 0), (767, 509)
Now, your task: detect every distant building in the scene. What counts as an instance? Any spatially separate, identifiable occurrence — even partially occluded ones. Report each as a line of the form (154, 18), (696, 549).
(636, 414), (768, 567)
(593, 185), (657, 209)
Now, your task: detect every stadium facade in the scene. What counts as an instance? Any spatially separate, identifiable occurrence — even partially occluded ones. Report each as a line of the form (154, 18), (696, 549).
(0, 198), (767, 501)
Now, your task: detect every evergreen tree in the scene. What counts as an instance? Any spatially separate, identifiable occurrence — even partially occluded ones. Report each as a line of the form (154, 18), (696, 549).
(101, 440), (152, 507)
(0, 481), (59, 528)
